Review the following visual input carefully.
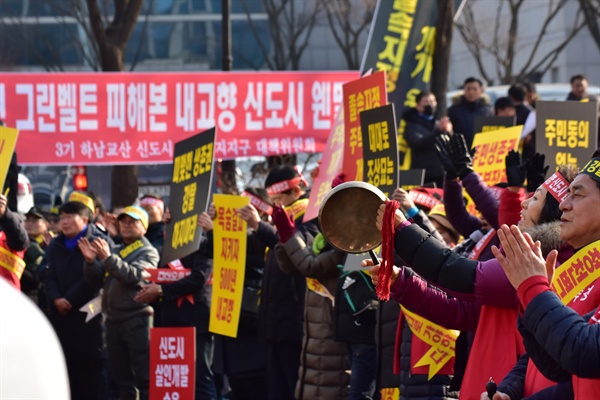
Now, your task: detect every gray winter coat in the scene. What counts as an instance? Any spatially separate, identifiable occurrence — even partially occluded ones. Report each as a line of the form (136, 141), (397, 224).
(275, 233), (350, 400)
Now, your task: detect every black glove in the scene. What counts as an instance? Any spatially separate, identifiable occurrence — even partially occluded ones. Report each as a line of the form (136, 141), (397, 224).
(505, 150), (527, 187)
(434, 134), (458, 179)
(526, 153), (549, 193)
(449, 134), (474, 179)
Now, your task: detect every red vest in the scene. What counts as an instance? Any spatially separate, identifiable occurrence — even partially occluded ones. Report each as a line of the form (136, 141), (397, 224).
(459, 306), (525, 400)
(0, 231), (26, 290)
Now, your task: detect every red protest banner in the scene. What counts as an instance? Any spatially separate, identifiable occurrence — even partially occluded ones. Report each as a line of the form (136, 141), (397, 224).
(304, 108), (344, 222)
(0, 71), (357, 164)
(342, 71), (387, 181)
(150, 327), (196, 400)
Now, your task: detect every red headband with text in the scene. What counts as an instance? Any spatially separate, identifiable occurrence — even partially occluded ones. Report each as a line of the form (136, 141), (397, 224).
(242, 191), (273, 215)
(542, 171), (570, 203)
(140, 197), (165, 212)
(267, 177), (303, 195)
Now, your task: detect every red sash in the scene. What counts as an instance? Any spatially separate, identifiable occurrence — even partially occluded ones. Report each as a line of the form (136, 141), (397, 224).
(0, 232), (25, 290)
(468, 229), (496, 261)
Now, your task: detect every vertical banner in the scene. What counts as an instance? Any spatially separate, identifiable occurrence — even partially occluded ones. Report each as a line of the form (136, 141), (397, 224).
(360, 0), (463, 171)
(342, 71), (388, 181)
(0, 126), (19, 189)
(471, 126), (522, 186)
(304, 108), (345, 223)
(209, 194), (249, 338)
(162, 128), (216, 266)
(536, 101), (598, 172)
(360, 104), (399, 197)
(150, 327), (196, 400)
(473, 116), (516, 134)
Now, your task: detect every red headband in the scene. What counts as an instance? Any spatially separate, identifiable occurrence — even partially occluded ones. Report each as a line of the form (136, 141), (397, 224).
(267, 177), (303, 195)
(542, 171), (570, 203)
(409, 190), (441, 210)
(140, 197), (164, 212)
(242, 191), (273, 215)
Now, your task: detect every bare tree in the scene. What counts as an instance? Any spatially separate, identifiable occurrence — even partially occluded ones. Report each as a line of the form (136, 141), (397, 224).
(320, 0), (376, 70)
(455, 0), (586, 85)
(241, 0), (323, 71)
(579, 0), (600, 50)
(86, 0), (144, 208)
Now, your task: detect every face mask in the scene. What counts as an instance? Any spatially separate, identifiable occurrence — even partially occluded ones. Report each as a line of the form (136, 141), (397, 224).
(423, 105), (435, 116)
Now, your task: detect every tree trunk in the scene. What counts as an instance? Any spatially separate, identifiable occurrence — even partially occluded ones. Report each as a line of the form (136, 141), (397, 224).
(431, 0), (454, 117)
(86, 0), (143, 208)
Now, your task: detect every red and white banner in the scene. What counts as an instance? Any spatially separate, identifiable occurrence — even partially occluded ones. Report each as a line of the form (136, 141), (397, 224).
(0, 71), (358, 164)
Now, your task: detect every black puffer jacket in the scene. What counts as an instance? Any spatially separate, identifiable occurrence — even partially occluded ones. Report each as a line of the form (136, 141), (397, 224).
(402, 108), (446, 186)
(255, 197), (319, 343)
(447, 96), (493, 147)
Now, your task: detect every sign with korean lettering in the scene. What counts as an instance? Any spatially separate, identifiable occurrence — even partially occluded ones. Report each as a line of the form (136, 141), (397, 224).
(473, 116), (515, 134)
(304, 108), (344, 223)
(551, 239), (600, 307)
(150, 327), (195, 400)
(209, 194), (249, 338)
(471, 126), (522, 186)
(536, 101), (598, 172)
(0, 71), (357, 164)
(360, 0), (464, 171)
(342, 71), (388, 181)
(0, 126), (19, 189)
(162, 128), (216, 266)
(360, 104), (399, 197)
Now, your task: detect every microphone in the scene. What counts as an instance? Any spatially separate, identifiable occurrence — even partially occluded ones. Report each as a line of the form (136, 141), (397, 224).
(453, 229), (485, 256)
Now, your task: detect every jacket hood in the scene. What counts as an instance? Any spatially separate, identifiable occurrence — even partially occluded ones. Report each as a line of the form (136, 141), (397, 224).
(522, 221), (570, 258)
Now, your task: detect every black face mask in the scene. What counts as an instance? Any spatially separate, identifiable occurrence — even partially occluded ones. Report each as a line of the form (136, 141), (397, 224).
(423, 105), (435, 116)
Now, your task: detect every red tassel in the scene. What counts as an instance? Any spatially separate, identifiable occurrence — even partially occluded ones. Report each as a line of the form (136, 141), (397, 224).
(377, 200), (400, 301)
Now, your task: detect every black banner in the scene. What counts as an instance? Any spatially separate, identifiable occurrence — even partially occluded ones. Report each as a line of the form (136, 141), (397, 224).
(399, 169), (425, 190)
(360, 0), (464, 170)
(536, 101), (598, 172)
(474, 116), (516, 135)
(162, 128), (216, 265)
(360, 104), (399, 198)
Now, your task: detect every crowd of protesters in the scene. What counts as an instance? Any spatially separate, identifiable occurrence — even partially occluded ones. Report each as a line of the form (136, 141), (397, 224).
(0, 73), (599, 400)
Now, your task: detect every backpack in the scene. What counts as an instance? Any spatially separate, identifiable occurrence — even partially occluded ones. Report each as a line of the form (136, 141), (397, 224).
(334, 269), (379, 344)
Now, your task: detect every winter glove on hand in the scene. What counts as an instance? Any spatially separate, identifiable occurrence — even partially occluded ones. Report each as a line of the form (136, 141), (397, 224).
(435, 134), (458, 179)
(449, 133), (474, 180)
(332, 172), (345, 189)
(271, 206), (296, 243)
(505, 150), (527, 187)
(526, 153), (550, 193)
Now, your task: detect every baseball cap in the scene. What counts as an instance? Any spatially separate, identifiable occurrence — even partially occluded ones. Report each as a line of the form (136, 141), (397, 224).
(117, 206), (149, 229)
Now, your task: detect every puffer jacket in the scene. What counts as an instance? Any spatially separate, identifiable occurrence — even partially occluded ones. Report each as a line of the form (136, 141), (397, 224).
(84, 236), (159, 322)
(275, 233), (350, 400)
(447, 95), (493, 147)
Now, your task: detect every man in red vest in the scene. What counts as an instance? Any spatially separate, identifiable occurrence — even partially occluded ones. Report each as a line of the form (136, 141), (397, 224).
(0, 193), (29, 289)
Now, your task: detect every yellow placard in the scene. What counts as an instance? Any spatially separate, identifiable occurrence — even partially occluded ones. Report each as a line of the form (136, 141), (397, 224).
(400, 305), (459, 380)
(0, 126), (19, 190)
(471, 125), (522, 186)
(209, 194), (249, 338)
(551, 239), (600, 305)
(380, 387), (400, 400)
